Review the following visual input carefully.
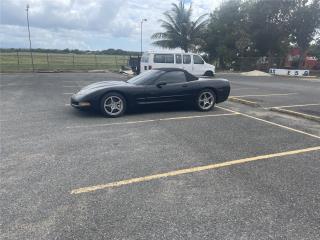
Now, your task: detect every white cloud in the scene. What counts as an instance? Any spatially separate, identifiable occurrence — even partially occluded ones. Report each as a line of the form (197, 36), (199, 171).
(0, 0), (222, 50)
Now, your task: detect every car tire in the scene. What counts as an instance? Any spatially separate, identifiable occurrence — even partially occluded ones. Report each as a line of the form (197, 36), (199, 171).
(195, 89), (216, 111)
(100, 92), (126, 117)
(204, 71), (214, 77)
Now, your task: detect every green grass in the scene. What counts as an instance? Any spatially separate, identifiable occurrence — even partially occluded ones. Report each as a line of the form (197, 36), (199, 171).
(0, 52), (130, 72)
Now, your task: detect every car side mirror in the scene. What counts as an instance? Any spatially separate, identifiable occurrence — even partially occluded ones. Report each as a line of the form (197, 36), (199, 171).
(156, 82), (167, 88)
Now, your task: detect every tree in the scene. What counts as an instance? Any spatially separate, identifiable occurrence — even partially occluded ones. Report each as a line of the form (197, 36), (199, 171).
(204, 0), (251, 68)
(289, 0), (320, 68)
(247, 0), (292, 61)
(309, 38), (320, 59)
(151, 1), (208, 52)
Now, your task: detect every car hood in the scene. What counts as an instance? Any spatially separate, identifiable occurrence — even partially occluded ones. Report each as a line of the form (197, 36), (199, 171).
(77, 81), (127, 94)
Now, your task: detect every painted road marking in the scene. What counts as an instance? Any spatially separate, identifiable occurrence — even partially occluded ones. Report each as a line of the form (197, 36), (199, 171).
(63, 80), (89, 82)
(228, 97), (259, 107)
(0, 83), (33, 87)
(217, 106), (320, 139)
(66, 112), (240, 129)
(63, 80), (96, 82)
(265, 103), (320, 109)
(270, 108), (320, 122)
(231, 93), (297, 98)
(231, 87), (259, 90)
(70, 146), (320, 194)
(300, 78), (320, 81)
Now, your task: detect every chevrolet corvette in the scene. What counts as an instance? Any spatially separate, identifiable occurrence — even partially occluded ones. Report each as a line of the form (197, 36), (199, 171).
(71, 68), (230, 117)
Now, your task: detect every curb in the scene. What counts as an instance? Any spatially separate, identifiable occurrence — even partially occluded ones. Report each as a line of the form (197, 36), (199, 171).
(228, 97), (260, 107)
(270, 107), (320, 122)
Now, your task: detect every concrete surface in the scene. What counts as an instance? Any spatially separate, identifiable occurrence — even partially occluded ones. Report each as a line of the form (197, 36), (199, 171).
(1, 72), (320, 240)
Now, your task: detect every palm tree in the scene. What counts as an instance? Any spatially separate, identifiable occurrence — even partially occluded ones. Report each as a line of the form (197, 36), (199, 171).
(152, 1), (208, 52)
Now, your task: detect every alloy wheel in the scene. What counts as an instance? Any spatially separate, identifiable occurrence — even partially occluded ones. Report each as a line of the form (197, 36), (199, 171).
(104, 96), (123, 116)
(198, 91), (214, 110)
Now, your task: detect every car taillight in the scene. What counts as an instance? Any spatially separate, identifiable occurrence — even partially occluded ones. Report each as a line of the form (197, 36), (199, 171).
(149, 65), (152, 70)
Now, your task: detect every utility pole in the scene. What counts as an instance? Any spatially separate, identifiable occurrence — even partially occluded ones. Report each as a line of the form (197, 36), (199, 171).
(140, 19), (147, 57)
(26, 4), (34, 72)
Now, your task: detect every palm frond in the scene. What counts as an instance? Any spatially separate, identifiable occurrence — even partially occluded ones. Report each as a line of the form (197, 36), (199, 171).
(151, 32), (169, 39)
(151, 0), (207, 52)
(163, 12), (182, 33)
(152, 39), (179, 49)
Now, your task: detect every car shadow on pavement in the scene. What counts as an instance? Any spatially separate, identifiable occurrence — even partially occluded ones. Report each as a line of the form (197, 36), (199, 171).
(68, 103), (200, 119)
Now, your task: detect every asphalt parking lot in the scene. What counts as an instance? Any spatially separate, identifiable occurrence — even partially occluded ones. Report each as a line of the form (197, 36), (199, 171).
(1, 72), (320, 240)
(225, 74), (320, 119)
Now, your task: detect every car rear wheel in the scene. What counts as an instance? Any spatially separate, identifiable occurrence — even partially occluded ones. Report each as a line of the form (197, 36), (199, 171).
(196, 89), (216, 111)
(100, 92), (126, 117)
(204, 71), (214, 77)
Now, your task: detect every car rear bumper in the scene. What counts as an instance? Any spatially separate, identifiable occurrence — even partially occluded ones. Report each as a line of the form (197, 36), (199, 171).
(216, 85), (230, 103)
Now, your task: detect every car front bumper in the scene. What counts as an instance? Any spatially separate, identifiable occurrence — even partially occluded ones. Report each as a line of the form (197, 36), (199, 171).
(70, 94), (91, 109)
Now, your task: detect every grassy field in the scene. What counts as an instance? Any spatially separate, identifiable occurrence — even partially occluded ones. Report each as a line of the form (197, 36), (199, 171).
(0, 52), (130, 72)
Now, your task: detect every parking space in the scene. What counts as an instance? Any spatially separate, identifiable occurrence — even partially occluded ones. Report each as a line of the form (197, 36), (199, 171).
(271, 104), (320, 119)
(223, 74), (320, 117)
(231, 94), (319, 109)
(1, 72), (320, 239)
(282, 104), (320, 117)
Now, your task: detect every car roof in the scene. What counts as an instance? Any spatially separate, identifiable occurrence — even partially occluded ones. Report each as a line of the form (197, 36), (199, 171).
(153, 68), (198, 81)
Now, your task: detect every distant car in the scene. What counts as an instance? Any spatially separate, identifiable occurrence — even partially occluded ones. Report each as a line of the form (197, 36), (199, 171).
(71, 68), (230, 117)
(141, 51), (216, 76)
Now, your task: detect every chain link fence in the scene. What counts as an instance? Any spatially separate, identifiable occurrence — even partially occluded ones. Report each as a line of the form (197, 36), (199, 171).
(225, 57), (285, 72)
(4, 53), (316, 74)
(0, 52), (132, 72)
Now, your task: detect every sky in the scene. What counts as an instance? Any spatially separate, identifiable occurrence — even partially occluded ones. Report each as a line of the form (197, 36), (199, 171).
(0, 0), (222, 51)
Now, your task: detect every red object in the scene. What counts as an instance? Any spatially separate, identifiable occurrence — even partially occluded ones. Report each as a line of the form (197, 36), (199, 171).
(285, 48), (319, 70)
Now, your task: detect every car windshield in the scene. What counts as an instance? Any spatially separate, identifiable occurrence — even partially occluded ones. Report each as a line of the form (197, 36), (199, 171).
(127, 70), (164, 85)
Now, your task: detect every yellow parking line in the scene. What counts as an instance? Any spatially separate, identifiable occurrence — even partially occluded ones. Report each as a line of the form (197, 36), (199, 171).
(70, 146), (320, 194)
(267, 103), (320, 109)
(215, 106), (246, 114)
(228, 97), (260, 107)
(270, 108), (320, 122)
(66, 112), (240, 129)
(216, 106), (320, 139)
(231, 93), (297, 98)
(232, 87), (259, 90)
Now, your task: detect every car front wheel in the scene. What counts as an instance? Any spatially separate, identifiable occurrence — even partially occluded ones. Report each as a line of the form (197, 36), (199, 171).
(100, 92), (126, 117)
(196, 89), (216, 111)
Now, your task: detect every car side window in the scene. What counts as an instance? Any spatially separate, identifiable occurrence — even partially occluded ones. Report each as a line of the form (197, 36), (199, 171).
(156, 71), (187, 84)
(183, 55), (191, 64)
(154, 54), (174, 63)
(193, 55), (204, 64)
(175, 54), (182, 64)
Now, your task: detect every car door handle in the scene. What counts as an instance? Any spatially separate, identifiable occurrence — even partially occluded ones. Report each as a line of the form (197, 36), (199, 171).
(182, 84), (188, 87)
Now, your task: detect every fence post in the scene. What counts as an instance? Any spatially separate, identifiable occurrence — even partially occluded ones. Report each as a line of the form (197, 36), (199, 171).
(72, 54), (75, 68)
(114, 55), (118, 70)
(17, 51), (20, 71)
(94, 55), (97, 68)
(46, 53), (49, 69)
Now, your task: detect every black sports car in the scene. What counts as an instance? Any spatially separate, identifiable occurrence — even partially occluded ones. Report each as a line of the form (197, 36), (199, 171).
(71, 68), (230, 117)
